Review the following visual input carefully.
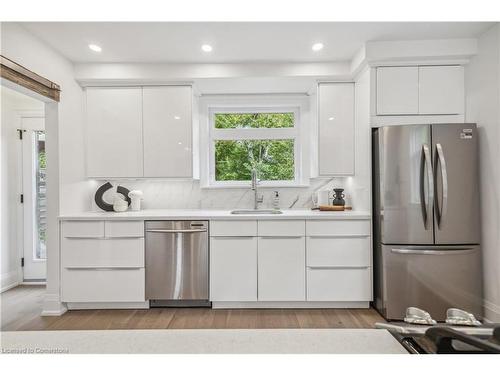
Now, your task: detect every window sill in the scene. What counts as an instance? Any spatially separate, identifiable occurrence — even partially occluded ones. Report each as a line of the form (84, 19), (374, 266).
(201, 182), (310, 189)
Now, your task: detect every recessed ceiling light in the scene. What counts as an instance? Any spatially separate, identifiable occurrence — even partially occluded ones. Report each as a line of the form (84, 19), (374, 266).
(201, 44), (213, 52)
(312, 42), (324, 52)
(174, 116), (181, 120)
(88, 44), (102, 53)
(328, 116), (335, 121)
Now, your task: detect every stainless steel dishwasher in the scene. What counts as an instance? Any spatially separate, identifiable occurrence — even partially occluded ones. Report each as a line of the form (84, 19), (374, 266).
(145, 220), (210, 307)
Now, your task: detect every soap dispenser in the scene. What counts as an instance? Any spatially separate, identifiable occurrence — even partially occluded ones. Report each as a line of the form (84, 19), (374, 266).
(272, 191), (280, 210)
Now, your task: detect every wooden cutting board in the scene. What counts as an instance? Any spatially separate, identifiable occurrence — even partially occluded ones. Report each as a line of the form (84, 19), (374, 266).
(319, 205), (345, 211)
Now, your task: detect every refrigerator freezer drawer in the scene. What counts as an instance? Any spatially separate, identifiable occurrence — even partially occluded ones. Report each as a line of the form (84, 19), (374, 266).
(380, 245), (483, 321)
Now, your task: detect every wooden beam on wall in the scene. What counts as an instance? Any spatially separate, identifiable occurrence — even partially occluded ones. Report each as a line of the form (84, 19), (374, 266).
(0, 55), (61, 102)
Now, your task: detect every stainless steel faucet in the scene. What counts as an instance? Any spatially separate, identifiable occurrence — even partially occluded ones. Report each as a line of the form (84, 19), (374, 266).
(251, 168), (264, 210)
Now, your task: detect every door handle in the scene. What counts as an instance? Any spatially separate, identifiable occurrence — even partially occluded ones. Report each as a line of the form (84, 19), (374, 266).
(391, 248), (475, 255)
(146, 229), (207, 233)
(435, 143), (448, 229)
(421, 144), (434, 230)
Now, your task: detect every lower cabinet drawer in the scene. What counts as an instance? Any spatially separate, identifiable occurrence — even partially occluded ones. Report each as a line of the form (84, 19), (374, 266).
(62, 238), (144, 267)
(306, 267), (371, 301)
(306, 220), (370, 236)
(105, 220), (144, 238)
(62, 268), (145, 302)
(306, 237), (370, 267)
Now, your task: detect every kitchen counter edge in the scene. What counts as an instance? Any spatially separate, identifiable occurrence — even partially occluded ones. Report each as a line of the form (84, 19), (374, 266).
(58, 209), (371, 221)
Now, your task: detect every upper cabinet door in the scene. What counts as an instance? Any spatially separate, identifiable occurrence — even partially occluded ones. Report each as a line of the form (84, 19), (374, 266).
(318, 82), (355, 176)
(86, 87), (143, 178)
(143, 86), (193, 177)
(376, 66), (419, 115)
(418, 66), (464, 115)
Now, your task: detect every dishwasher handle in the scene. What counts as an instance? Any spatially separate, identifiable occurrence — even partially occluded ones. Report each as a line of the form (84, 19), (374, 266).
(146, 229), (207, 234)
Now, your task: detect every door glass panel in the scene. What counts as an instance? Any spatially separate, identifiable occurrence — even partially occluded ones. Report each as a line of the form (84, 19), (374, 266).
(34, 131), (46, 260)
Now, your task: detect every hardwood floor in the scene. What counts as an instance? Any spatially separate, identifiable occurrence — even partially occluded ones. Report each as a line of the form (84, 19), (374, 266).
(1, 286), (385, 331)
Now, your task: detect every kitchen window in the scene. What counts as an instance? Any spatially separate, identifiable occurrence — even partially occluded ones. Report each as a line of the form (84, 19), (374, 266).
(199, 95), (310, 188)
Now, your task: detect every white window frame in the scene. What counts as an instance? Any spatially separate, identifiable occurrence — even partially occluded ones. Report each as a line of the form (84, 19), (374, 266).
(199, 95), (310, 188)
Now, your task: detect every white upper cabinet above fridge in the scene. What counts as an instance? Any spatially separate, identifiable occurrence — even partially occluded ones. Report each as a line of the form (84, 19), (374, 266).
(86, 87), (144, 178)
(376, 66), (419, 115)
(418, 66), (464, 115)
(85, 86), (193, 178)
(318, 82), (355, 176)
(376, 65), (464, 116)
(143, 86), (192, 177)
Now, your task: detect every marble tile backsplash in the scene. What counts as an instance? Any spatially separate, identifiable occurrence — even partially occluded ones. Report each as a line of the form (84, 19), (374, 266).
(90, 177), (370, 212)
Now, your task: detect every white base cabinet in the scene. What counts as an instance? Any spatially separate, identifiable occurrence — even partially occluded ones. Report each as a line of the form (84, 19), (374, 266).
(210, 237), (258, 301)
(307, 267), (371, 301)
(209, 219), (372, 307)
(258, 237), (305, 301)
(61, 220), (146, 305)
(62, 268), (145, 303)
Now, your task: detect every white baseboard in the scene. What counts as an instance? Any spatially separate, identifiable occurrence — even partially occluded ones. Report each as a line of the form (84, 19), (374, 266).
(1, 270), (20, 293)
(41, 293), (67, 316)
(21, 281), (47, 286)
(212, 301), (370, 309)
(484, 300), (500, 323)
(66, 301), (150, 310)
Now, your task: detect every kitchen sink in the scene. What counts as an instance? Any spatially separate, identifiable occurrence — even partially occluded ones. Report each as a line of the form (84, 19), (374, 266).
(230, 209), (283, 215)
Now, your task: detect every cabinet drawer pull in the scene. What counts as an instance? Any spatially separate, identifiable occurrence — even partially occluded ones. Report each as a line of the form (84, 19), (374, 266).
(259, 236), (303, 239)
(65, 267), (142, 271)
(211, 236), (255, 239)
(308, 234), (370, 239)
(307, 266), (369, 270)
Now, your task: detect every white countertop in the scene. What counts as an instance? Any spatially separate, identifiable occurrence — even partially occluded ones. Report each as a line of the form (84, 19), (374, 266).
(58, 208), (371, 221)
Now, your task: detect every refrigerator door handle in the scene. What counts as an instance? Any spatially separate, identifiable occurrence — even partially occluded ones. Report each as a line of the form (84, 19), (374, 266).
(420, 144), (434, 230)
(391, 248), (476, 256)
(435, 143), (448, 229)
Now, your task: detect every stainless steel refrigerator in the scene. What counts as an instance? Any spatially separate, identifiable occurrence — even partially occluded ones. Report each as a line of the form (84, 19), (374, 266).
(372, 123), (483, 321)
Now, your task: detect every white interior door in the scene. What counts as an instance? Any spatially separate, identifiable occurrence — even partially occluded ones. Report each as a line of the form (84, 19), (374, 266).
(21, 117), (46, 281)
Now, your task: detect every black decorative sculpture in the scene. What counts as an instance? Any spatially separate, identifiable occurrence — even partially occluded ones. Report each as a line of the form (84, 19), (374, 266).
(94, 182), (131, 212)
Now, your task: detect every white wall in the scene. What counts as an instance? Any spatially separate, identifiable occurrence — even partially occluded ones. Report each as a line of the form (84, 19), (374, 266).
(1, 22), (89, 314)
(465, 24), (500, 322)
(0, 87), (44, 291)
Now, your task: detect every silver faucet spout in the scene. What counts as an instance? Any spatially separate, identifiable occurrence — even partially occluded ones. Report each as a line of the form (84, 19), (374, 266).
(251, 169), (258, 190)
(251, 168), (263, 209)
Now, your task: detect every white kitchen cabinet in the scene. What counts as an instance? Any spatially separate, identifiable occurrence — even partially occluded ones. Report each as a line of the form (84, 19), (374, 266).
(61, 219), (146, 305)
(62, 268), (145, 303)
(418, 66), (464, 115)
(105, 220), (144, 238)
(85, 87), (143, 178)
(307, 267), (371, 301)
(210, 220), (257, 237)
(63, 220), (105, 238)
(210, 237), (258, 301)
(376, 66), (419, 115)
(258, 237), (305, 301)
(318, 82), (355, 175)
(143, 86), (193, 177)
(62, 238), (144, 268)
(306, 236), (370, 267)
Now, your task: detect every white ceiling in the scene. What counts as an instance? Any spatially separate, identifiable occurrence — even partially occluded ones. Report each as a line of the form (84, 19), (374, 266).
(21, 22), (495, 64)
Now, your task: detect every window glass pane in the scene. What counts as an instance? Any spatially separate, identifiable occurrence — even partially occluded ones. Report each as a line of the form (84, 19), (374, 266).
(35, 131), (47, 260)
(214, 112), (294, 129)
(215, 139), (294, 181)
